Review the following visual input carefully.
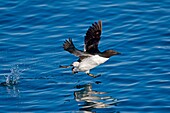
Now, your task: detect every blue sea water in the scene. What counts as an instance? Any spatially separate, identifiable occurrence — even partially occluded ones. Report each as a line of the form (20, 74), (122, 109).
(0, 0), (170, 112)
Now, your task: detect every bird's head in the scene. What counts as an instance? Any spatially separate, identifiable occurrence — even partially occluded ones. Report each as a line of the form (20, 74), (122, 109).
(102, 50), (121, 58)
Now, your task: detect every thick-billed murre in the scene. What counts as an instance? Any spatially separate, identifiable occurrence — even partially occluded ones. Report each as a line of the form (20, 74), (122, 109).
(60, 20), (120, 78)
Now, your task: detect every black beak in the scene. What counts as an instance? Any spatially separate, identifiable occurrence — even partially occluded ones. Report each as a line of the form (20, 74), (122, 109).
(116, 52), (121, 55)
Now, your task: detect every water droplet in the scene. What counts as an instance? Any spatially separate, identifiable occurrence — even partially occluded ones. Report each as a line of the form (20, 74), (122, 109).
(3, 65), (21, 86)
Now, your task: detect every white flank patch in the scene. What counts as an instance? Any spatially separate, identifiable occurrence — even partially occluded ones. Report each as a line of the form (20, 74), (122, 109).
(72, 62), (79, 67)
(78, 55), (109, 72)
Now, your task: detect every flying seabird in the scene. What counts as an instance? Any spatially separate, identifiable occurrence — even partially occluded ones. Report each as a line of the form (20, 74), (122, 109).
(60, 20), (120, 78)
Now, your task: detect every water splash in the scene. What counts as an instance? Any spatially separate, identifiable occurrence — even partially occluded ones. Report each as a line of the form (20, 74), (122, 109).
(2, 65), (21, 86)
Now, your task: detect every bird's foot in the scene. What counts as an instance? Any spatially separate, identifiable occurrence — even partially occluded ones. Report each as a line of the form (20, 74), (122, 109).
(87, 73), (101, 78)
(72, 71), (78, 74)
(94, 74), (101, 78)
(59, 65), (71, 68)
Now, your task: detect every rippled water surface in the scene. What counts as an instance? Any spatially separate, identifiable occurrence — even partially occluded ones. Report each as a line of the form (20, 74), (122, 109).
(0, 0), (170, 112)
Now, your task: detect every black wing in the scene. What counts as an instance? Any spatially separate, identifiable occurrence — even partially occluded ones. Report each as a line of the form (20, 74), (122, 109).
(84, 20), (102, 54)
(63, 38), (91, 57)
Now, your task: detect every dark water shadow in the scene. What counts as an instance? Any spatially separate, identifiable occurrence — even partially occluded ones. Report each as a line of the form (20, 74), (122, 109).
(74, 83), (119, 112)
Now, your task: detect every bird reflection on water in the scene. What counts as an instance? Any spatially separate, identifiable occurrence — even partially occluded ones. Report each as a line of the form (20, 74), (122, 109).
(74, 83), (119, 112)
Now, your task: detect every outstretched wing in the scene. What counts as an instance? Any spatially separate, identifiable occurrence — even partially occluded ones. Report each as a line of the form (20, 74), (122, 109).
(63, 38), (92, 57)
(84, 20), (102, 54)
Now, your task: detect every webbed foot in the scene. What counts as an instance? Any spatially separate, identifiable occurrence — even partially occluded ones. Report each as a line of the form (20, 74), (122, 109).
(59, 65), (71, 68)
(87, 73), (101, 78)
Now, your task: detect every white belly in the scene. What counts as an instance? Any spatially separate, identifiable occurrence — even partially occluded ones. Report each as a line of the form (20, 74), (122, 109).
(78, 55), (109, 72)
